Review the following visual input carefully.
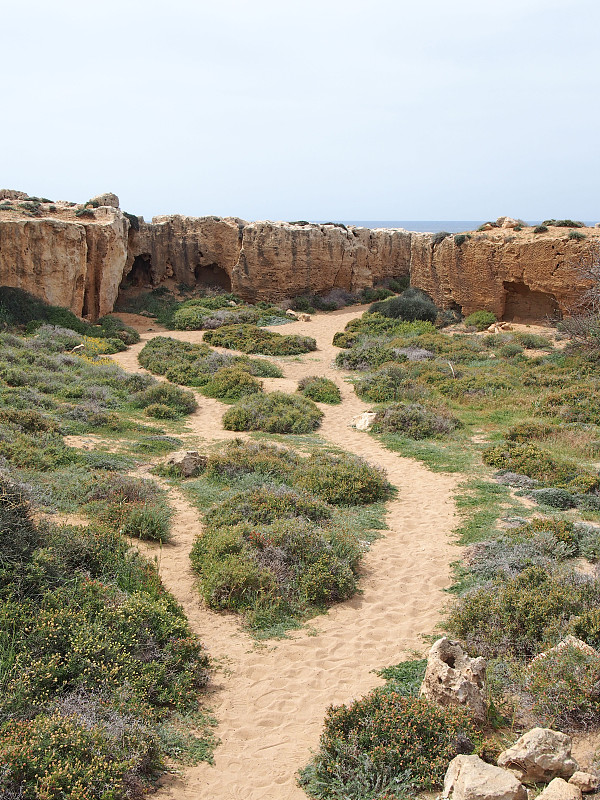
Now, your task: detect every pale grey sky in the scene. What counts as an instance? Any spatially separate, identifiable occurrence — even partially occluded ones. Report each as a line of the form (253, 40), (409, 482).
(2, 0), (598, 221)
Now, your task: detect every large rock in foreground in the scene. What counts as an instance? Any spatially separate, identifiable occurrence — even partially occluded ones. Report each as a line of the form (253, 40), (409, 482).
(497, 728), (578, 784)
(442, 755), (527, 800)
(420, 637), (487, 722)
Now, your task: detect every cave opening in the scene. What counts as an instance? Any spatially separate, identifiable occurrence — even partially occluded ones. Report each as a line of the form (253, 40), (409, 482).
(194, 263), (232, 291)
(503, 281), (561, 323)
(127, 254), (153, 287)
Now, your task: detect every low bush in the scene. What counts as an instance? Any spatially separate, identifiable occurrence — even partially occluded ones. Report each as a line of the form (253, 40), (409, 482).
(482, 441), (599, 492)
(294, 452), (389, 506)
(537, 386), (600, 424)
(514, 332), (553, 350)
(191, 485), (363, 627)
(222, 391), (323, 434)
(138, 336), (282, 386)
(505, 421), (553, 442)
(134, 382), (198, 417)
(528, 488), (576, 509)
(499, 343), (524, 359)
(446, 566), (600, 658)
(522, 642), (600, 729)
(204, 324), (317, 355)
(543, 219), (585, 228)
(205, 439), (299, 481)
(0, 478), (212, 799)
(369, 289), (438, 324)
(568, 230), (587, 241)
(454, 234), (470, 247)
(337, 314), (436, 341)
(299, 691), (478, 798)
(372, 402), (460, 439)
(200, 366), (263, 401)
(298, 376), (341, 404)
(463, 310), (497, 330)
(354, 365), (414, 403)
(534, 225), (548, 233)
(335, 341), (394, 371)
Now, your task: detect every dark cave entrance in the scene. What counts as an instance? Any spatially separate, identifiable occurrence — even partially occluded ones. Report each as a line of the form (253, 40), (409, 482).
(194, 263), (232, 292)
(503, 281), (561, 323)
(127, 254), (153, 287)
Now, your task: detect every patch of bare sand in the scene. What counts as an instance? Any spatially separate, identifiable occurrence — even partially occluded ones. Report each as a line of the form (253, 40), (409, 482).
(110, 307), (459, 800)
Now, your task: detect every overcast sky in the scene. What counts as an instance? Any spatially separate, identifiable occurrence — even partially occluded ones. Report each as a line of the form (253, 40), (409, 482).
(2, 0), (598, 222)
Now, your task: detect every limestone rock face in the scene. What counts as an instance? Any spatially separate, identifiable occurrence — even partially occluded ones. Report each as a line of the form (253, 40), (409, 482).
(88, 192), (120, 208)
(409, 231), (593, 320)
(420, 637), (487, 722)
(83, 210), (130, 318)
(497, 728), (578, 784)
(537, 778), (582, 800)
(443, 755), (527, 800)
(0, 218), (88, 311)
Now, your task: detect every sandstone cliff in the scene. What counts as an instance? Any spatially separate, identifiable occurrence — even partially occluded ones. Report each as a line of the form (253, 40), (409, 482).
(0, 193), (598, 322)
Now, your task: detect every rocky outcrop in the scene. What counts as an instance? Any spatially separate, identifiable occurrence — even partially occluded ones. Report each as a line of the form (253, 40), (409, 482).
(164, 450), (207, 477)
(442, 755), (527, 800)
(420, 637), (487, 722)
(410, 231), (592, 321)
(1, 194), (599, 321)
(537, 778), (581, 800)
(569, 772), (600, 793)
(497, 728), (578, 784)
(0, 218), (88, 312)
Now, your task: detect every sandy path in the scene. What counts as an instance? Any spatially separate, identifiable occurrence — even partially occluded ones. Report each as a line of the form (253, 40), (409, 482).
(111, 308), (459, 800)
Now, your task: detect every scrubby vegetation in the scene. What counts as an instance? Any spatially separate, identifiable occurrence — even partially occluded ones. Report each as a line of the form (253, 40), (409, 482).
(0, 286), (140, 346)
(204, 324), (317, 355)
(188, 440), (387, 634)
(299, 658), (478, 799)
(138, 335), (282, 387)
(298, 375), (341, 404)
(369, 288), (439, 323)
(222, 391), (324, 434)
(464, 310), (496, 330)
(0, 317), (217, 798)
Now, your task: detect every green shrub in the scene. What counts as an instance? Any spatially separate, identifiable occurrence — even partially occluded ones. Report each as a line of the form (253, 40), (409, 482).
(119, 503), (173, 542)
(454, 234), (470, 247)
(432, 231), (451, 245)
(506, 421), (553, 442)
(537, 386), (600, 424)
(299, 692), (478, 798)
(514, 332), (553, 349)
(298, 376), (341, 404)
(369, 289), (438, 324)
(543, 219), (585, 228)
(205, 486), (332, 529)
(338, 314), (436, 340)
(200, 366), (263, 401)
(145, 402), (178, 419)
(372, 402), (459, 438)
(568, 230), (587, 241)
(204, 324), (317, 355)
(294, 452), (389, 506)
(205, 439), (299, 481)
(529, 488), (576, 509)
(464, 310), (496, 331)
(354, 365), (413, 402)
(0, 711), (160, 800)
(534, 225), (549, 233)
(499, 343), (524, 358)
(446, 566), (600, 658)
(360, 286), (394, 303)
(134, 382), (197, 416)
(482, 441), (599, 492)
(522, 642), (600, 729)
(222, 391), (323, 434)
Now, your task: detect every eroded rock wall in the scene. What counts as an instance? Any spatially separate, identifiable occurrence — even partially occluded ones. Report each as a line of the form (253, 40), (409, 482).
(410, 232), (591, 320)
(1, 198), (598, 322)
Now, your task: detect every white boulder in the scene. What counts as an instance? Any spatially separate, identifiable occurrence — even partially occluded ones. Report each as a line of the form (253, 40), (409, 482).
(497, 728), (578, 784)
(537, 777), (581, 800)
(419, 637), (487, 722)
(442, 755), (526, 800)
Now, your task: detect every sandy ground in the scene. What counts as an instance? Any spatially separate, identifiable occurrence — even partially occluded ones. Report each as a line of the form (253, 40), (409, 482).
(110, 307), (460, 800)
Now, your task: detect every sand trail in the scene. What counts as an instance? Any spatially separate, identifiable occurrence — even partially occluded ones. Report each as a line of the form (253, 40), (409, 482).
(111, 308), (459, 800)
